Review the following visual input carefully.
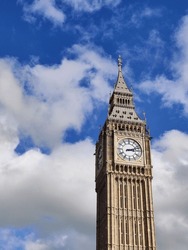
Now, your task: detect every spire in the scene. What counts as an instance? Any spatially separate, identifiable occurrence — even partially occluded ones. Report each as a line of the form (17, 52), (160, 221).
(108, 56), (144, 123)
(118, 55), (122, 72)
(114, 56), (131, 94)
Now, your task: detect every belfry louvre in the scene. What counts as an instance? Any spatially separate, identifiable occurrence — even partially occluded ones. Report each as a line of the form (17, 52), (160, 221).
(95, 57), (156, 250)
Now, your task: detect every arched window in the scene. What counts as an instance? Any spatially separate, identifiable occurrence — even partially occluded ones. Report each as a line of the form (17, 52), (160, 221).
(139, 220), (142, 245)
(124, 182), (127, 208)
(137, 182), (141, 210)
(133, 183), (136, 209)
(134, 220), (138, 245)
(125, 220), (129, 244)
(120, 218), (124, 244)
(120, 181), (123, 208)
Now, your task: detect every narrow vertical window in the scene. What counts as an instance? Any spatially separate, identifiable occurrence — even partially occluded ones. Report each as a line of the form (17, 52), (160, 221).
(142, 181), (146, 210)
(134, 220), (138, 245)
(124, 182), (127, 208)
(120, 181), (123, 208)
(125, 220), (129, 244)
(139, 220), (142, 246)
(137, 183), (140, 210)
(115, 178), (119, 208)
(133, 183), (136, 209)
(120, 218), (124, 244)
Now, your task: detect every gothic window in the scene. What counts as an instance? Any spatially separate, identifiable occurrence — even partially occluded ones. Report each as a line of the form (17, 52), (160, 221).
(142, 181), (146, 210)
(120, 165), (123, 172)
(128, 179), (131, 208)
(120, 218), (124, 244)
(115, 177), (119, 207)
(120, 181), (123, 208)
(137, 182), (141, 210)
(133, 167), (136, 174)
(133, 183), (136, 209)
(119, 124), (125, 130)
(139, 220), (142, 245)
(124, 182), (127, 208)
(134, 220), (138, 245)
(125, 220), (129, 244)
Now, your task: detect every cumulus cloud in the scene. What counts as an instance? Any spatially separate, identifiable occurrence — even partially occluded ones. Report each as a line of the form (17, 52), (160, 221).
(0, 117), (95, 249)
(0, 45), (116, 248)
(139, 15), (188, 115)
(1, 124), (188, 249)
(152, 130), (188, 250)
(0, 45), (115, 148)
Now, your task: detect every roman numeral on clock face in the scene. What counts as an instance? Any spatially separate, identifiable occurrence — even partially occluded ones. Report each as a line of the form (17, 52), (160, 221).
(117, 138), (142, 161)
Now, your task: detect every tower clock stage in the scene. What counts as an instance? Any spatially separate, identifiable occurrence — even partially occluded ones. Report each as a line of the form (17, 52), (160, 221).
(95, 56), (156, 250)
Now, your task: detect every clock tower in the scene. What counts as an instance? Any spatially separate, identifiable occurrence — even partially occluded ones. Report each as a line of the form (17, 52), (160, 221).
(95, 57), (156, 250)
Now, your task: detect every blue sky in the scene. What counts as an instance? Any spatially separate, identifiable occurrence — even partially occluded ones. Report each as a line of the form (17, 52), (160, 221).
(0, 0), (188, 249)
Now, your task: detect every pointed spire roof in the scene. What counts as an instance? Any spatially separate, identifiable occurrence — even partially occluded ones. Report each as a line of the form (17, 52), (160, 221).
(108, 56), (144, 123)
(114, 55), (132, 94)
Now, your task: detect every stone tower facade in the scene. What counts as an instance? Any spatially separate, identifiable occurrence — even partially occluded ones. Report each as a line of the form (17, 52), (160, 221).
(95, 57), (156, 250)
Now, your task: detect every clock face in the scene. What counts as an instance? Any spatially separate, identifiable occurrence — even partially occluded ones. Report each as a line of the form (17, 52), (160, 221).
(117, 138), (142, 161)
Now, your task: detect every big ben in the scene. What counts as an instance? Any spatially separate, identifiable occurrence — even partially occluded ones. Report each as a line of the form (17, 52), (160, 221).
(95, 56), (156, 250)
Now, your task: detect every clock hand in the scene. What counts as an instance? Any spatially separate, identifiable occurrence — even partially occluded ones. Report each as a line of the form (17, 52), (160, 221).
(126, 148), (134, 152)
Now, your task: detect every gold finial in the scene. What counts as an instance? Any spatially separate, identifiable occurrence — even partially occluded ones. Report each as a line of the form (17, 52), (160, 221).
(118, 55), (122, 72)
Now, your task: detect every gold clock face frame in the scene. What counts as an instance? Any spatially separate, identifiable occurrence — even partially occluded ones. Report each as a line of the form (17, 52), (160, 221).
(117, 138), (142, 161)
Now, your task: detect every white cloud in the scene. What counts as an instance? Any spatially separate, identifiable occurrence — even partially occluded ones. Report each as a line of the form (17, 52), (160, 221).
(0, 45), (115, 148)
(19, 0), (121, 26)
(139, 15), (188, 115)
(20, 0), (66, 25)
(64, 0), (121, 12)
(1, 126), (188, 249)
(152, 130), (188, 250)
(0, 43), (116, 249)
(141, 7), (161, 18)
(0, 119), (95, 249)
(130, 6), (162, 27)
